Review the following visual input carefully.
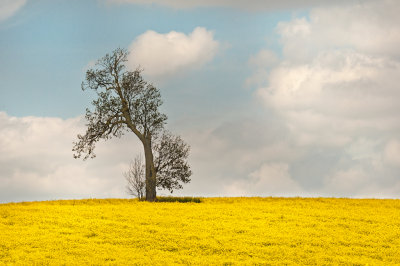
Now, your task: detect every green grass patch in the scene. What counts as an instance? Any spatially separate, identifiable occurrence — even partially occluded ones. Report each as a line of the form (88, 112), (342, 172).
(156, 196), (201, 203)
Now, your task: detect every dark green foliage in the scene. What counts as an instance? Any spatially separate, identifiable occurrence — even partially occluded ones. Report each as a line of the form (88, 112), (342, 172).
(156, 196), (201, 203)
(154, 131), (192, 193)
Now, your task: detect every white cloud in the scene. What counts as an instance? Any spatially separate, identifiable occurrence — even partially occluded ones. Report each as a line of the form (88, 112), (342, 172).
(0, 0), (26, 22)
(277, 1), (400, 61)
(258, 51), (400, 147)
(127, 27), (219, 77)
(0, 112), (143, 203)
(106, 0), (366, 11)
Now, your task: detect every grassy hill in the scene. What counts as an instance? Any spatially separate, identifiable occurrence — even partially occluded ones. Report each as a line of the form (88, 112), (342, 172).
(1, 197), (399, 265)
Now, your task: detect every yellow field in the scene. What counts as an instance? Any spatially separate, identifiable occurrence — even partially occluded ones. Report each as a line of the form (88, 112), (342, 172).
(1, 197), (399, 265)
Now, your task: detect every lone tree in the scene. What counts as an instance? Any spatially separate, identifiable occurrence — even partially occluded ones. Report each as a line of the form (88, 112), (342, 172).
(73, 48), (192, 201)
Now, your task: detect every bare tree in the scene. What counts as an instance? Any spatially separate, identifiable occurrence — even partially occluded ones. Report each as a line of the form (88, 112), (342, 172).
(73, 48), (189, 202)
(124, 155), (145, 200)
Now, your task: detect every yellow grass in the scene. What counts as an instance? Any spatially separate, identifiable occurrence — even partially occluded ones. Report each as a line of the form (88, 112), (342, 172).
(1, 197), (399, 265)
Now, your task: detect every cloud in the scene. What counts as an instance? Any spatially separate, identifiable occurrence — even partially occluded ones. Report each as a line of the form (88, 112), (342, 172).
(246, 49), (279, 87)
(224, 163), (303, 197)
(248, 49), (279, 69)
(0, 0), (26, 22)
(277, 1), (400, 61)
(255, 0), (400, 148)
(323, 156), (400, 198)
(258, 51), (400, 147)
(249, 0), (400, 197)
(106, 0), (366, 11)
(127, 27), (219, 77)
(0, 112), (143, 203)
(168, 116), (302, 197)
(384, 139), (400, 168)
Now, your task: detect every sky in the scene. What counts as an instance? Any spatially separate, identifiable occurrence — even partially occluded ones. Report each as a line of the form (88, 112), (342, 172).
(1, 0), (400, 202)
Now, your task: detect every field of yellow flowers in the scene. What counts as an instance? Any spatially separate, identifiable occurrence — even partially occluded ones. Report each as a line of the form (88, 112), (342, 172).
(1, 197), (400, 265)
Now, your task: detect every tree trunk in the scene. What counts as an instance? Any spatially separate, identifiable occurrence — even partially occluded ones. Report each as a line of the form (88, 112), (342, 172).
(143, 138), (157, 202)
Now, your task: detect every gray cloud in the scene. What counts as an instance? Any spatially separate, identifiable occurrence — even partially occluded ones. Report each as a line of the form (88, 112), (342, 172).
(250, 0), (400, 198)
(168, 114), (305, 197)
(106, 0), (371, 11)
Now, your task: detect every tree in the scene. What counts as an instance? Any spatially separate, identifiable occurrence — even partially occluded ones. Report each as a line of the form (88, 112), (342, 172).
(124, 131), (192, 199)
(124, 155), (145, 200)
(154, 130), (192, 193)
(73, 48), (192, 201)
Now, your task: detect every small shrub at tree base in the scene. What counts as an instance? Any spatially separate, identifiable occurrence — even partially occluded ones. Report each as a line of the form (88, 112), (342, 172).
(156, 196), (201, 203)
